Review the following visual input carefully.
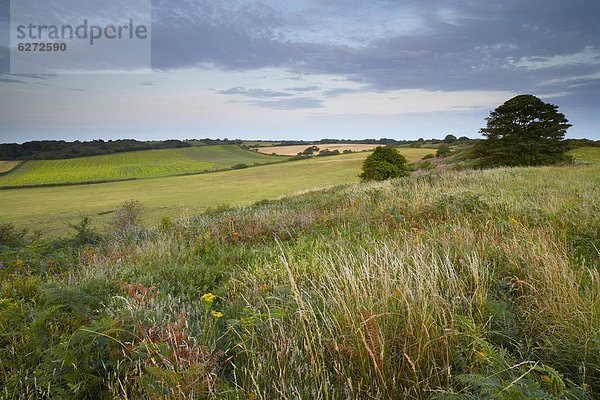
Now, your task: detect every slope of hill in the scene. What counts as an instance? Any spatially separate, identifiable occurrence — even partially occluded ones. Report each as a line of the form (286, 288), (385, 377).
(0, 151), (369, 231)
(1, 156), (598, 398)
(0, 145), (284, 188)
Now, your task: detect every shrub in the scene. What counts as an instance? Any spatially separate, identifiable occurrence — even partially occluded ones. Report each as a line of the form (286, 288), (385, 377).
(0, 223), (28, 247)
(359, 146), (410, 181)
(316, 149), (340, 157)
(109, 200), (144, 240)
(231, 163), (249, 169)
(422, 153), (435, 160)
(436, 144), (452, 158)
(418, 160), (436, 171)
(69, 216), (102, 245)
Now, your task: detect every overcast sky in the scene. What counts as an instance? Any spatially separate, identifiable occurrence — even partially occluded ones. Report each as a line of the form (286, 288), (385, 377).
(1, 0), (599, 143)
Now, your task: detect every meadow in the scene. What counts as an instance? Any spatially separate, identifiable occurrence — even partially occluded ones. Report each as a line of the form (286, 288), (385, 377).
(0, 145), (283, 188)
(1, 148), (598, 399)
(0, 148), (433, 233)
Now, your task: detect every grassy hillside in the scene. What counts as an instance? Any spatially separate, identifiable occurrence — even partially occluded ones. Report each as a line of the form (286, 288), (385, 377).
(1, 160), (598, 398)
(0, 148), (437, 232)
(572, 146), (600, 164)
(0, 152), (369, 232)
(0, 145), (283, 188)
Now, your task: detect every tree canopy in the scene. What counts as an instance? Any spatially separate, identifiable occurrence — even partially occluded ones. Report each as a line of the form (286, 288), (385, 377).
(471, 95), (572, 167)
(359, 146), (410, 181)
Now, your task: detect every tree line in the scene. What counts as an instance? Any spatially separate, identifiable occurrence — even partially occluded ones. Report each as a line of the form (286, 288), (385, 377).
(0, 139), (190, 160)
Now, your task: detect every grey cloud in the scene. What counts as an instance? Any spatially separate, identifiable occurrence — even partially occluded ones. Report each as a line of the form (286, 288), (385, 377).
(149, 0), (600, 103)
(283, 86), (320, 92)
(218, 86), (292, 98)
(0, 77), (24, 83)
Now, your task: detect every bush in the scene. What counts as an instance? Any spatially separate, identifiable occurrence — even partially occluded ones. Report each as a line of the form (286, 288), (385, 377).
(417, 160), (436, 171)
(436, 144), (452, 158)
(316, 149), (340, 157)
(109, 200), (144, 240)
(422, 153), (435, 160)
(359, 146), (410, 181)
(69, 217), (102, 245)
(0, 223), (28, 247)
(231, 163), (249, 169)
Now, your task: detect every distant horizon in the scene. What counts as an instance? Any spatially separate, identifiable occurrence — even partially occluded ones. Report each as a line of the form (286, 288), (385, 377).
(3, 132), (600, 146)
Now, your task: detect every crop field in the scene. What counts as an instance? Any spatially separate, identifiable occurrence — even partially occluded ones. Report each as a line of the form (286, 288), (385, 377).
(0, 151), (369, 232)
(0, 145), (283, 187)
(0, 160), (20, 174)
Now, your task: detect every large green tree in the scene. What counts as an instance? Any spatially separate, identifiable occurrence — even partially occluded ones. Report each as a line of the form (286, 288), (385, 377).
(472, 95), (572, 167)
(359, 146), (410, 181)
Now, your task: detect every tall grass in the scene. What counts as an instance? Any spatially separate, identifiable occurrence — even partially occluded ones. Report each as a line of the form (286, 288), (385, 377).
(1, 163), (599, 398)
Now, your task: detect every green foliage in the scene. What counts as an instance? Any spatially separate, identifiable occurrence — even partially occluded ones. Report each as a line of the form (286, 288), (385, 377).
(109, 200), (145, 241)
(444, 134), (458, 143)
(422, 153), (435, 160)
(0, 223), (28, 246)
(472, 94), (572, 168)
(0, 139), (190, 161)
(359, 146), (410, 181)
(437, 144), (452, 157)
(416, 160), (436, 171)
(230, 163), (249, 169)
(316, 149), (341, 157)
(69, 217), (102, 245)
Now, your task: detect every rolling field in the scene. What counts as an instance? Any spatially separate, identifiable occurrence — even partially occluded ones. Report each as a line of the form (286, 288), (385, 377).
(0, 160), (20, 174)
(0, 152), (369, 232)
(2, 155), (599, 398)
(2, 147), (597, 234)
(572, 146), (600, 164)
(0, 145), (283, 187)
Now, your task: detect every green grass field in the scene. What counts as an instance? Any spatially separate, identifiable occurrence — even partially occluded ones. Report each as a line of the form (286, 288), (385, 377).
(572, 146), (600, 164)
(0, 148), (436, 233)
(0, 152), (368, 232)
(0, 145), (284, 187)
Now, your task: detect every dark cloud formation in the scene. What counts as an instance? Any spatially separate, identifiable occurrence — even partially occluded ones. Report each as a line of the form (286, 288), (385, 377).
(151, 0), (600, 103)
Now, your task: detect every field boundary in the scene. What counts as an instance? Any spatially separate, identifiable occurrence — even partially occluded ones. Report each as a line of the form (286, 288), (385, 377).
(0, 160), (24, 176)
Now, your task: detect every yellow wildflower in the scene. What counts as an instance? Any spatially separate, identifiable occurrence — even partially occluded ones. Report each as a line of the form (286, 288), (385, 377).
(508, 217), (520, 227)
(201, 292), (216, 303)
(211, 310), (223, 318)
